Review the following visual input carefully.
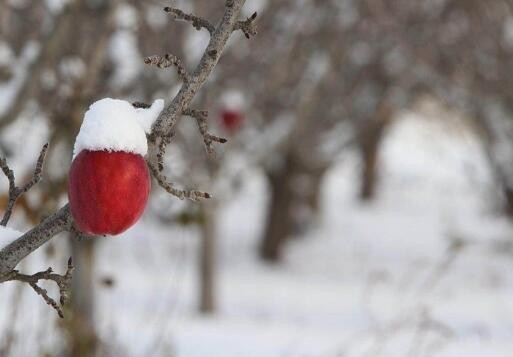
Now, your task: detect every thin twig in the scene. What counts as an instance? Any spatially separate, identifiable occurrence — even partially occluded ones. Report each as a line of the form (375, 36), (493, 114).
(164, 7), (215, 35)
(233, 12), (258, 39)
(144, 54), (190, 82)
(3, 257), (73, 318)
(148, 163), (211, 201)
(155, 132), (174, 173)
(183, 109), (227, 153)
(0, 143), (49, 226)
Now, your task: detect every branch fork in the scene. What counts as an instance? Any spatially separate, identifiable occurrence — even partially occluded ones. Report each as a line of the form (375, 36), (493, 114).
(183, 108), (227, 154)
(0, 143), (48, 226)
(148, 163), (211, 201)
(1, 257), (74, 318)
(234, 12), (258, 38)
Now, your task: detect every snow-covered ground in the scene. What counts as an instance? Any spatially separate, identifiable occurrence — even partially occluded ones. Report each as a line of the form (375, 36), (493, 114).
(2, 111), (513, 357)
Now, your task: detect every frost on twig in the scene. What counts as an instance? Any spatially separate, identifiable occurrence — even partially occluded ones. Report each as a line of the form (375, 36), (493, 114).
(164, 7), (215, 35)
(144, 54), (190, 82)
(0, 143), (49, 226)
(183, 109), (227, 154)
(234, 12), (258, 39)
(2, 257), (74, 318)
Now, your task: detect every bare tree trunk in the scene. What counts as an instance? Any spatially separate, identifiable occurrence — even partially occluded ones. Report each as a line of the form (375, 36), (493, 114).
(260, 157), (295, 262)
(357, 116), (390, 201)
(289, 165), (328, 237)
(502, 188), (513, 217)
(260, 152), (328, 262)
(67, 238), (97, 357)
(303, 167), (327, 216)
(199, 201), (217, 313)
(359, 136), (379, 201)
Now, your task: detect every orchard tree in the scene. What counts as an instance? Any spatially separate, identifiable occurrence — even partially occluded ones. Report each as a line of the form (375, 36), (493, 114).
(0, 0), (256, 343)
(211, 0), (439, 262)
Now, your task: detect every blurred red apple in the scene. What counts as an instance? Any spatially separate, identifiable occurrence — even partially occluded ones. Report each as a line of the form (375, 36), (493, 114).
(68, 150), (150, 235)
(221, 110), (243, 134)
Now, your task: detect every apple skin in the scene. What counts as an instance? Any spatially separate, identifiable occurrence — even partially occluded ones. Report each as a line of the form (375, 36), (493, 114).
(221, 110), (243, 134)
(68, 150), (150, 236)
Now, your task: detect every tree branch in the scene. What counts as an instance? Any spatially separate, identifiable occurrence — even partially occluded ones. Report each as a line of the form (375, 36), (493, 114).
(183, 109), (227, 154)
(163, 7), (215, 35)
(144, 54), (190, 82)
(148, 163), (211, 201)
(2, 257), (74, 318)
(150, 0), (248, 138)
(148, 0), (248, 197)
(0, 205), (73, 276)
(234, 12), (258, 39)
(0, 143), (49, 226)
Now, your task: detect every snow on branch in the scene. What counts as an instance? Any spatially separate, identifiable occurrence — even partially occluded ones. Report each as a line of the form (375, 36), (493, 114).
(144, 54), (190, 82)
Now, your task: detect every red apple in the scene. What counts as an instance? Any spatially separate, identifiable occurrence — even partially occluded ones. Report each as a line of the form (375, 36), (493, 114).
(221, 110), (243, 134)
(68, 150), (150, 235)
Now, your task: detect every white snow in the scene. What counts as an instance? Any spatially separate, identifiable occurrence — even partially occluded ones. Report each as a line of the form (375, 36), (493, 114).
(72, 98), (164, 159)
(88, 111), (513, 356)
(220, 90), (246, 111)
(0, 226), (22, 251)
(0, 41), (39, 117)
(3, 109), (513, 356)
(109, 30), (142, 87)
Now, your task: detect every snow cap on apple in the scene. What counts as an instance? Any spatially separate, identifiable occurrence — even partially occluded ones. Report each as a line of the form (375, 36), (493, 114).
(72, 98), (164, 159)
(69, 98), (164, 236)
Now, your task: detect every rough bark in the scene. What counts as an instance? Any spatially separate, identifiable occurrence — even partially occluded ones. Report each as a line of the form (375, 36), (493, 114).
(260, 155), (295, 262)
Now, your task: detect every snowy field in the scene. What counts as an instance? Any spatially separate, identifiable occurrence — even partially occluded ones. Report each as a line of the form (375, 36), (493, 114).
(2, 111), (513, 357)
